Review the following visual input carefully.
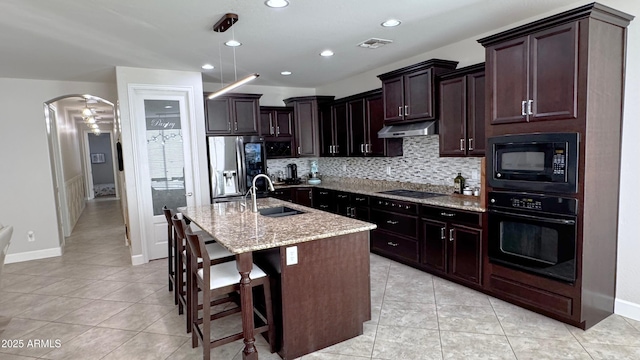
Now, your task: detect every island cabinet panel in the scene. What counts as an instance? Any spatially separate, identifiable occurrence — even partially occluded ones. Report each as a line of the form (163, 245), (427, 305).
(204, 93), (261, 135)
(255, 231), (371, 360)
(377, 59), (458, 124)
(485, 22), (578, 126)
(438, 63), (486, 157)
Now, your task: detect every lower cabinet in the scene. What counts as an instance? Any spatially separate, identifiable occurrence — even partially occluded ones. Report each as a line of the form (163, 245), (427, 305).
(421, 206), (483, 287)
(370, 197), (420, 265)
(335, 192), (370, 221)
(271, 188), (293, 202)
(313, 188), (335, 212)
(293, 187), (313, 207)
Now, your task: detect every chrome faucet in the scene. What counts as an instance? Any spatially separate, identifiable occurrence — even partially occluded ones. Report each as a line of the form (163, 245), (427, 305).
(250, 174), (275, 213)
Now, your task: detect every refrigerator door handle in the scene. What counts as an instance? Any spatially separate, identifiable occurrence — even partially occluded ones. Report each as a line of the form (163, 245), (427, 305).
(236, 137), (247, 194)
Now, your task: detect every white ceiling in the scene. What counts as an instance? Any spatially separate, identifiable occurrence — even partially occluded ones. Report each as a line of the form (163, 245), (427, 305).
(1, 0), (581, 88)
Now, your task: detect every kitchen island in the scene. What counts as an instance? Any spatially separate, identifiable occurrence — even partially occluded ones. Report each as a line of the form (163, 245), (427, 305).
(179, 197), (376, 360)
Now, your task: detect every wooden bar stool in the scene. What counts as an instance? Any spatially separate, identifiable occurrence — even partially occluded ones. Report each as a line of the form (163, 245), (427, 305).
(185, 231), (275, 360)
(172, 215), (234, 332)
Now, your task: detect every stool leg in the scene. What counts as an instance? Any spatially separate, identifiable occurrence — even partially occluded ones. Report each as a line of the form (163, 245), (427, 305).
(173, 230), (179, 306)
(202, 286), (211, 360)
(167, 234), (173, 292)
(190, 272), (199, 348)
(263, 279), (276, 353)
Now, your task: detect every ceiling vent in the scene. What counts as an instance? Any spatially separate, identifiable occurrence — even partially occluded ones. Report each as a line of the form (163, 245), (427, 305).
(357, 38), (393, 49)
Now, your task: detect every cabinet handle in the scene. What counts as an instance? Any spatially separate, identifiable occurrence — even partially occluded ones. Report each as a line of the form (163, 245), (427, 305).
(460, 139), (465, 151)
(298, 146), (301, 154)
(386, 220), (399, 225)
(468, 138), (473, 151)
(387, 242), (399, 247)
(338, 195), (347, 199)
(367, 143), (371, 153)
(355, 197), (364, 201)
(521, 100), (527, 116)
(440, 212), (455, 217)
(228, 121), (231, 131)
(398, 106), (402, 117)
(440, 227), (446, 240)
(335, 144), (339, 153)
(269, 119), (274, 135)
(320, 205), (329, 209)
(404, 105), (409, 116)
(276, 126), (280, 136)
(320, 191), (329, 195)
(235, 121), (238, 131)
(329, 145), (333, 154)
(449, 228), (455, 242)
(350, 208), (356, 217)
(528, 99), (533, 116)
(309, 191), (312, 200)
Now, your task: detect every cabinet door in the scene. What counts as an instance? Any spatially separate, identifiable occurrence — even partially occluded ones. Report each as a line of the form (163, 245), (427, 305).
(487, 36), (529, 125)
(467, 71), (486, 156)
(271, 188), (293, 202)
(294, 188), (313, 207)
(365, 95), (385, 156)
(294, 100), (319, 157)
(348, 99), (366, 156)
(334, 192), (351, 216)
(313, 188), (335, 212)
(319, 105), (333, 156)
(404, 68), (435, 121)
(529, 23), (578, 122)
(449, 224), (482, 285)
(205, 98), (232, 134)
(439, 76), (466, 156)
(231, 98), (259, 135)
(275, 108), (294, 137)
(333, 103), (349, 157)
(260, 110), (275, 137)
(422, 219), (447, 274)
(382, 77), (404, 122)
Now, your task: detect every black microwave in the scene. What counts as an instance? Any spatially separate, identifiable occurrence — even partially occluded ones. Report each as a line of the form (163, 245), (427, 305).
(487, 133), (579, 194)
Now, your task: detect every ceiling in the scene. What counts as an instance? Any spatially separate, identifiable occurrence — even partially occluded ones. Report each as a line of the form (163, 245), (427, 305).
(1, 0), (582, 89)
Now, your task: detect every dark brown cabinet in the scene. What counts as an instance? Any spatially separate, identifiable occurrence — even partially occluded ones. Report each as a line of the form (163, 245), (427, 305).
(485, 22), (578, 125)
(439, 64), (486, 156)
(370, 198), (420, 265)
(312, 188), (335, 212)
(271, 188), (293, 202)
(284, 96), (334, 157)
(334, 192), (370, 221)
(260, 106), (294, 138)
(204, 93), (261, 135)
(293, 187), (313, 207)
(421, 206), (483, 287)
(320, 103), (349, 156)
(378, 59), (458, 124)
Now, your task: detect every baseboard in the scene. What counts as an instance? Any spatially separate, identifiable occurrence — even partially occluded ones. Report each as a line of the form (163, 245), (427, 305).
(5, 247), (63, 264)
(131, 254), (145, 266)
(615, 298), (640, 322)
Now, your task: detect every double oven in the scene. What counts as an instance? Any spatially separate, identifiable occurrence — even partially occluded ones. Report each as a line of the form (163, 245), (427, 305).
(487, 133), (579, 283)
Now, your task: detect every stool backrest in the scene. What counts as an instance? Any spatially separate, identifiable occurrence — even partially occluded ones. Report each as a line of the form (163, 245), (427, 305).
(163, 206), (175, 243)
(0, 225), (14, 278)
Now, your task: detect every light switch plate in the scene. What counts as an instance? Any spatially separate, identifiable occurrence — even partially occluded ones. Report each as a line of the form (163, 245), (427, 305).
(286, 246), (298, 265)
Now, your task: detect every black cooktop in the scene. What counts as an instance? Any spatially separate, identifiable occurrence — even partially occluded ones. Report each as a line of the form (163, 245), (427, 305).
(377, 189), (446, 199)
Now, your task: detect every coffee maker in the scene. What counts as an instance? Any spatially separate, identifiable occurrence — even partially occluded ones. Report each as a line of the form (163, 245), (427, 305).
(285, 163), (299, 184)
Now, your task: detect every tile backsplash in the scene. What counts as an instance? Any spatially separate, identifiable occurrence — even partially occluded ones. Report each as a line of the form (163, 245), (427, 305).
(267, 136), (482, 188)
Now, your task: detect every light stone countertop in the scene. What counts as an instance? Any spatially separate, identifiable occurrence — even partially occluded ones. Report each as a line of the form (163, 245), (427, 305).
(179, 197), (377, 254)
(275, 178), (486, 212)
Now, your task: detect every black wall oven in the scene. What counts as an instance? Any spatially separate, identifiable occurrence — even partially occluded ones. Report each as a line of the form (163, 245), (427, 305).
(488, 133), (579, 194)
(488, 191), (578, 283)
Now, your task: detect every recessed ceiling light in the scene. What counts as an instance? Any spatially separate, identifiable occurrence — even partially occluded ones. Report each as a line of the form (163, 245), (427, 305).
(164, 105), (173, 109)
(265, 0), (289, 8)
(202, 64), (214, 70)
(225, 40), (242, 47)
(320, 50), (334, 57)
(381, 19), (401, 27)
(281, 71), (292, 76)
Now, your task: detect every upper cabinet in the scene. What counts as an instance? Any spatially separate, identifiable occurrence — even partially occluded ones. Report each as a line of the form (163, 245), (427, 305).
(284, 96), (334, 157)
(204, 93), (262, 135)
(438, 64), (486, 157)
(483, 23), (578, 125)
(377, 59), (458, 124)
(260, 106), (294, 138)
(320, 102), (349, 157)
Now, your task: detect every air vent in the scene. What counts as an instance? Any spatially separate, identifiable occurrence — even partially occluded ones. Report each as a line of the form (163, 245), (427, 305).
(357, 38), (393, 49)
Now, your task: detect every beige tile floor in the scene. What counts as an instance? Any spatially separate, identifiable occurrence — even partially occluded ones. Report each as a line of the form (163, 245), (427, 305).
(1, 199), (640, 359)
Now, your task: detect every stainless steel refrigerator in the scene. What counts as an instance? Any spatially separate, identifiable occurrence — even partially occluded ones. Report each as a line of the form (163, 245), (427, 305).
(207, 136), (267, 203)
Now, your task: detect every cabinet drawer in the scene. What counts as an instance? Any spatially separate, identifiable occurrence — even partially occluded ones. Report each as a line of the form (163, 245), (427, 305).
(351, 194), (369, 206)
(371, 230), (419, 263)
(489, 275), (573, 318)
(370, 209), (417, 239)
(421, 205), (482, 227)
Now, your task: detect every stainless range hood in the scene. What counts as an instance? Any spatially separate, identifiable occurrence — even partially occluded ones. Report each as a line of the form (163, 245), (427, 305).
(377, 121), (437, 138)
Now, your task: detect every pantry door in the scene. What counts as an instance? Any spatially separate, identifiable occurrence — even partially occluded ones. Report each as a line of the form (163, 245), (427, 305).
(130, 88), (197, 261)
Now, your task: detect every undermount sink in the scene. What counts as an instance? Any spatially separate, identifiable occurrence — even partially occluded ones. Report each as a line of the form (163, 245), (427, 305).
(258, 206), (305, 218)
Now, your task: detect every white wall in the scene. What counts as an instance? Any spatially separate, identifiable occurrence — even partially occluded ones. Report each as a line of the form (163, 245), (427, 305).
(0, 77), (116, 261)
(203, 83), (316, 106)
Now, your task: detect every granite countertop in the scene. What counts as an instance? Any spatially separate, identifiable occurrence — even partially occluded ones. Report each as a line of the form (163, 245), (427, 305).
(274, 179), (486, 212)
(178, 198), (377, 254)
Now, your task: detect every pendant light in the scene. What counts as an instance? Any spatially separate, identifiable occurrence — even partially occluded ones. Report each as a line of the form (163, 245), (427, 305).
(207, 13), (258, 100)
